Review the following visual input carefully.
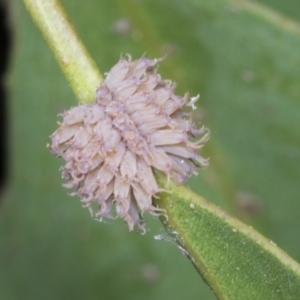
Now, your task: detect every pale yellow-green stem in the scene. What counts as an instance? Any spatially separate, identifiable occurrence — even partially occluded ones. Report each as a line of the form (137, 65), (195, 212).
(23, 0), (102, 104)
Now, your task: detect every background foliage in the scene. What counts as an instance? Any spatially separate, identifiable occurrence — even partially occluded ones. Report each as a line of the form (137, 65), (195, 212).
(1, 0), (300, 299)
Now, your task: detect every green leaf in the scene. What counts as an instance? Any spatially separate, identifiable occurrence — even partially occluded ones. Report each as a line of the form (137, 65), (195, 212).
(256, 0), (300, 21)
(156, 172), (300, 299)
(1, 0), (300, 299)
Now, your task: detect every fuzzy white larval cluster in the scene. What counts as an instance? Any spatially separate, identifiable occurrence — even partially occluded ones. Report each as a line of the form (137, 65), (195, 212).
(49, 56), (209, 233)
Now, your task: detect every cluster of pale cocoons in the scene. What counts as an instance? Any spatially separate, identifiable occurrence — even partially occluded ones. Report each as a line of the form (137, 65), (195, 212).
(49, 56), (209, 233)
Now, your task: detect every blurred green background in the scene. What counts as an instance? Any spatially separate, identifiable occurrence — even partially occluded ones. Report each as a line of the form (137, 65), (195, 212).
(1, 0), (300, 299)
